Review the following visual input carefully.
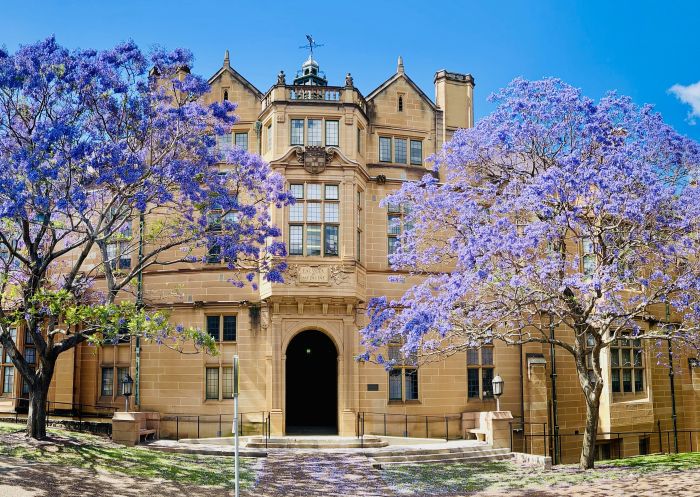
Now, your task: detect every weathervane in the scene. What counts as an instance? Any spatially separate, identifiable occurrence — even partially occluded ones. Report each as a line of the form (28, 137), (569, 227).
(300, 35), (323, 57)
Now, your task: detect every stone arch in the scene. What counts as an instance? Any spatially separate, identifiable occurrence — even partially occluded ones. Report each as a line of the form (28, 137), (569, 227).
(284, 328), (339, 434)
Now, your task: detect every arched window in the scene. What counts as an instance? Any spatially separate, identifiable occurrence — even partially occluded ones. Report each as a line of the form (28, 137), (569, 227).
(398, 95), (404, 112)
(223, 90), (229, 101)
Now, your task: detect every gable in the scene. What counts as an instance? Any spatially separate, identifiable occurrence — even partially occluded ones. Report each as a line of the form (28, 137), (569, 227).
(367, 74), (436, 131)
(206, 67), (262, 123)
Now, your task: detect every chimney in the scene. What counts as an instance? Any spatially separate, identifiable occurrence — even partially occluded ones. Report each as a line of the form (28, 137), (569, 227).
(434, 70), (475, 143)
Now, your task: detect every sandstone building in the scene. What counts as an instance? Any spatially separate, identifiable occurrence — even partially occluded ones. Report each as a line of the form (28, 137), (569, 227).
(1, 50), (699, 464)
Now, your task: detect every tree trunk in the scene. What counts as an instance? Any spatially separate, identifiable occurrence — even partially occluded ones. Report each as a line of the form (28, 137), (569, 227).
(579, 394), (601, 469)
(27, 378), (50, 440)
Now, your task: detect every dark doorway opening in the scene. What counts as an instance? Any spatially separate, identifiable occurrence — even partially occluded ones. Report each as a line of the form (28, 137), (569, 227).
(285, 330), (338, 435)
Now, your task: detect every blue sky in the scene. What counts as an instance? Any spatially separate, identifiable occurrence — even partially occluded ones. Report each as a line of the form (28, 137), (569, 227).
(2, 0), (699, 140)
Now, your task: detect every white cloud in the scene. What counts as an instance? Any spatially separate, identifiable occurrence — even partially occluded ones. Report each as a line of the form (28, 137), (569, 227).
(669, 81), (700, 125)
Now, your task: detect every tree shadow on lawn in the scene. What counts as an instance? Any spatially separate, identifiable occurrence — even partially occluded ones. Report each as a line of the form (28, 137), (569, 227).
(600, 452), (700, 473)
(0, 424), (256, 489)
(382, 461), (515, 495)
(0, 456), (233, 497)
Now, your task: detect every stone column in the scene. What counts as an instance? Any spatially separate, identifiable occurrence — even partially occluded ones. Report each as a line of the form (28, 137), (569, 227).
(268, 313), (284, 436)
(340, 315), (358, 436)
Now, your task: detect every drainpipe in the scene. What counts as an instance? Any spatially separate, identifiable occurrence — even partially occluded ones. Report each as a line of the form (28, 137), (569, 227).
(519, 342), (525, 430)
(666, 302), (678, 453)
(135, 211), (144, 408)
(550, 317), (559, 465)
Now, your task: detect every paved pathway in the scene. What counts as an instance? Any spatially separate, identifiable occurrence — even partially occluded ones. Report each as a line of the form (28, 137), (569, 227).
(251, 449), (395, 497)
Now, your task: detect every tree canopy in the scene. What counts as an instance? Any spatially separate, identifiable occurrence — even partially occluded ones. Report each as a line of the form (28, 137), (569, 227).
(360, 78), (700, 468)
(0, 37), (291, 438)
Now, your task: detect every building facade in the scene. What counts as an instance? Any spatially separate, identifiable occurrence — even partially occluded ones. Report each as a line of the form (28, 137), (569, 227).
(1, 50), (699, 463)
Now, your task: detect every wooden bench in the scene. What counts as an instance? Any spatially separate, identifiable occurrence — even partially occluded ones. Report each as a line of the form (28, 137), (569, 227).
(138, 416), (159, 442)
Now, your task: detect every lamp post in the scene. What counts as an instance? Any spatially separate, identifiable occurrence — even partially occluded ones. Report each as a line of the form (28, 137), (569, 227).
(122, 374), (133, 413)
(492, 374), (504, 412)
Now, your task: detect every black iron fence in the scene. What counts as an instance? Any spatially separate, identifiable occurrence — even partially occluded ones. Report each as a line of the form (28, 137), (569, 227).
(357, 411), (462, 442)
(511, 419), (700, 464)
(160, 411), (270, 447)
(0, 395), (116, 434)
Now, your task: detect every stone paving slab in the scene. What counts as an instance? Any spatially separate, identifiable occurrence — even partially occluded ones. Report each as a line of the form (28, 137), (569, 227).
(252, 450), (396, 497)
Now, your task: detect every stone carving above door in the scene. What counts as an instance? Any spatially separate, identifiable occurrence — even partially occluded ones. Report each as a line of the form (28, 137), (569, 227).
(284, 264), (351, 286)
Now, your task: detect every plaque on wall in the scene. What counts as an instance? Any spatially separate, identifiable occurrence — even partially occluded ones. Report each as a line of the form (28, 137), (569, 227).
(367, 384), (379, 392)
(299, 265), (330, 283)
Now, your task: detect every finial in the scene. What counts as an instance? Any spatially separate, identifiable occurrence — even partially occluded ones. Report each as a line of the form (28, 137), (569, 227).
(397, 56), (404, 74)
(224, 49), (230, 68)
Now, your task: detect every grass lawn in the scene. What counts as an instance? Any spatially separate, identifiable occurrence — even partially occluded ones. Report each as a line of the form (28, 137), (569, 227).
(0, 422), (257, 489)
(382, 453), (700, 495)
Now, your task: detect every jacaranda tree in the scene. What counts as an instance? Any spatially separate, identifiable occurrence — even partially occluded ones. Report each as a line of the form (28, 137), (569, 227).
(361, 78), (700, 469)
(0, 38), (291, 439)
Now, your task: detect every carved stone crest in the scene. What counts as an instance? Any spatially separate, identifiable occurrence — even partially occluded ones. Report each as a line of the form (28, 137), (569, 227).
(296, 146), (335, 174)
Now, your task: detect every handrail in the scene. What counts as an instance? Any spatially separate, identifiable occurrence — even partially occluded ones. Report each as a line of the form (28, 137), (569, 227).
(1, 395), (116, 414)
(511, 419), (700, 464)
(357, 411), (462, 441)
(160, 411), (270, 442)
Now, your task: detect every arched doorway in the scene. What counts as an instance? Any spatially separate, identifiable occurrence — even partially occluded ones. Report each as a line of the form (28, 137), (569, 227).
(285, 330), (338, 435)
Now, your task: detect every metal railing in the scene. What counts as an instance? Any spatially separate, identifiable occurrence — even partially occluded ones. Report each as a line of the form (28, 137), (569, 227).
(357, 411), (462, 444)
(510, 419), (700, 464)
(0, 395), (116, 433)
(509, 420), (548, 458)
(261, 85), (368, 113)
(160, 411), (270, 447)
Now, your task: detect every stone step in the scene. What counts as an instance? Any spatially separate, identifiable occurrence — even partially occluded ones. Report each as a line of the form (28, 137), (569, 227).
(246, 436), (388, 449)
(371, 447), (510, 464)
(369, 445), (508, 459)
(144, 441), (267, 457)
(371, 451), (513, 468)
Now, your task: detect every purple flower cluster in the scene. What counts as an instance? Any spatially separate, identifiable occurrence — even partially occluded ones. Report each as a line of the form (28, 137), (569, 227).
(362, 77), (700, 363)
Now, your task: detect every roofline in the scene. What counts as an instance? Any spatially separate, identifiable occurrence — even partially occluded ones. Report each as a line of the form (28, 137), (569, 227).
(365, 72), (437, 111)
(207, 66), (263, 99)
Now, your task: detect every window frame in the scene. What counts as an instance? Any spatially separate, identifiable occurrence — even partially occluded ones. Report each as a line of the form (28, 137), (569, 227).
(466, 345), (495, 400)
(234, 132), (248, 151)
(287, 182), (340, 258)
(325, 120), (339, 147)
(394, 138), (407, 164)
(410, 140), (423, 165)
(266, 122), (273, 153)
(205, 314), (237, 343)
(387, 203), (407, 259)
(205, 365), (236, 401)
(379, 136), (392, 162)
(290, 119), (305, 146)
(0, 328), (17, 396)
(307, 119), (322, 146)
(205, 367), (219, 400)
(100, 367), (114, 397)
(387, 343), (419, 403)
(356, 189), (364, 262)
(582, 237), (597, 276)
(610, 335), (645, 397)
